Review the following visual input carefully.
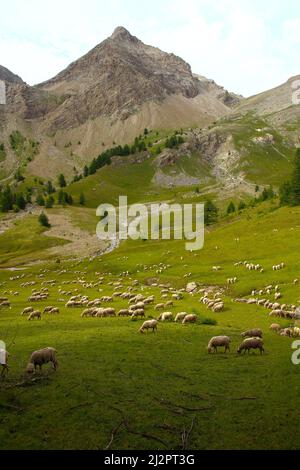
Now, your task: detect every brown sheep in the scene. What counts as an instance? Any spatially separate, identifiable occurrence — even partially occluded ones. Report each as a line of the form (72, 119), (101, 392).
(28, 311), (41, 321)
(43, 306), (55, 313)
(21, 306), (34, 316)
(50, 307), (60, 314)
(118, 309), (131, 317)
(131, 309), (145, 319)
(237, 338), (264, 355)
(241, 329), (263, 339)
(270, 323), (281, 333)
(155, 303), (165, 311)
(182, 314), (197, 325)
(26, 347), (58, 373)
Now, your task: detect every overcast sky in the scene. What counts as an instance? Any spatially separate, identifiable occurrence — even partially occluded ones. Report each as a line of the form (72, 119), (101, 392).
(0, 0), (299, 96)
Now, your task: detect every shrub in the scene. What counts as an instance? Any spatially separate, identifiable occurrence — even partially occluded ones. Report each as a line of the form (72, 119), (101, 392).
(38, 212), (50, 228)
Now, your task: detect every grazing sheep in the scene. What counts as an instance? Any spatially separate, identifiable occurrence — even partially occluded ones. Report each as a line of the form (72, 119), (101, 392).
(165, 300), (174, 308)
(50, 307), (59, 314)
(130, 302), (145, 311)
(293, 327), (300, 338)
(212, 302), (224, 313)
(131, 309), (145, 319)
(157, 312), (173, 321)
(26, 347), (58, 373)
(102, 308), (116, 317)
(139, 319), (158, 333)
(241, 329), (263, 339)
(182, 314), (197, 325)
(118, 309), (131, 317)
(270, 323), (281, 333)
(207, 336), (231, 354)
(175, 312), (188, 322)
(155, 303), (165, 311)
(280, 328), (293, 337)
(237, 338), (264, 355)
(21, 306), (34, 316)
(28, 310), (41, 321)
(43, 306), (55, 313)
(81, 308), (97, 318)
(172, 293), (183, 300)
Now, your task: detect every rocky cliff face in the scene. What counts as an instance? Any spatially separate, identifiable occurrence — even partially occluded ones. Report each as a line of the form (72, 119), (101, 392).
(0, 27), (243, 179)
(35, 26), (238, 130)
(0, 65), (24, 85)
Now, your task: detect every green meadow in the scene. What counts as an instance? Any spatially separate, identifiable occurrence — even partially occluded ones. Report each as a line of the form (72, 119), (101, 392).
(0, 202), (300, 450)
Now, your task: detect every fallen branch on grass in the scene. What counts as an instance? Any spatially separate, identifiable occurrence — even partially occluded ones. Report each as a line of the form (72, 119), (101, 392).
(181, 417), (195, 450)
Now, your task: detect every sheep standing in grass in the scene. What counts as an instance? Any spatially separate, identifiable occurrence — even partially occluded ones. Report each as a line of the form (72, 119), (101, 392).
(212, 302), (224, 313)
(28, 311), (41, 321)
(118, 309), (131, 317)
(50, 307), (59, 314)
(81, 308), (96, 318)
(139, 319), (158, 333)
(241, 329), (263, 339)
(293, 327), (300, 337)
(21, 306), (34, 316)
(182, 314), (197, 325)
(155, 303), (165, 311)
(175, 312), (188, 322)
(131, 309), (145, 319)
(270, 324), (281, 333)
(237, 338), (264, 355)
(207, 336), (231, 354)
(44, 306), (55, 313)
(26, 347), (58, 373)
(280, 328), (293, 337)
(157, 312), (173, 321)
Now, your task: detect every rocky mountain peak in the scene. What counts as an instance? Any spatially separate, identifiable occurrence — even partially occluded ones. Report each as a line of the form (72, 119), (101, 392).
(0, 65), (24, 85)
(110, 26), (137, 42)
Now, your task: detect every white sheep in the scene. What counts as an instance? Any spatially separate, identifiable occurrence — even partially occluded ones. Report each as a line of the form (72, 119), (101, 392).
(175, 312), (188, 322)
(139, 320), (158, 333)
(21, 306), (34, 316)
(26, 347), (58, 373)
(157, 312), (173, 321)
(155, 303), (165, 311)
(207, 336), (231, 354)
(182, 314), (197, 325)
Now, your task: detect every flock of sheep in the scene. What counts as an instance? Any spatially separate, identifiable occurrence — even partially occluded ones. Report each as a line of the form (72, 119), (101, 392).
(0, 254), (299, 380)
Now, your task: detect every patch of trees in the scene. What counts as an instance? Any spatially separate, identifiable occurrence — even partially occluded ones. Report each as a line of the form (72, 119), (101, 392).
(0, 143), (6, 161)
(73, 131), (184, 183)
(0, 186), (27, 212)
(204, 199), (218, 225)
(57, 190), (73, 206)
(280, 148), (300, 206)
(165, 135), (184, 149)
(10, 131), (39, 162)
(58, 173), (67, 188)
(38, 212), (50, 228)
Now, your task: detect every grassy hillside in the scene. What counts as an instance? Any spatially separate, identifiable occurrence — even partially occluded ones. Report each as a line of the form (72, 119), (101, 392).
(1, 203), (300, 450)
(217, 113), (295, 185)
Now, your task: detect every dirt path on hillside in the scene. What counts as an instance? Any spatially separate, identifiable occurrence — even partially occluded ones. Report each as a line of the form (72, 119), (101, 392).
(44, 212), (107, 258)
(0, 206), (39, 234)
